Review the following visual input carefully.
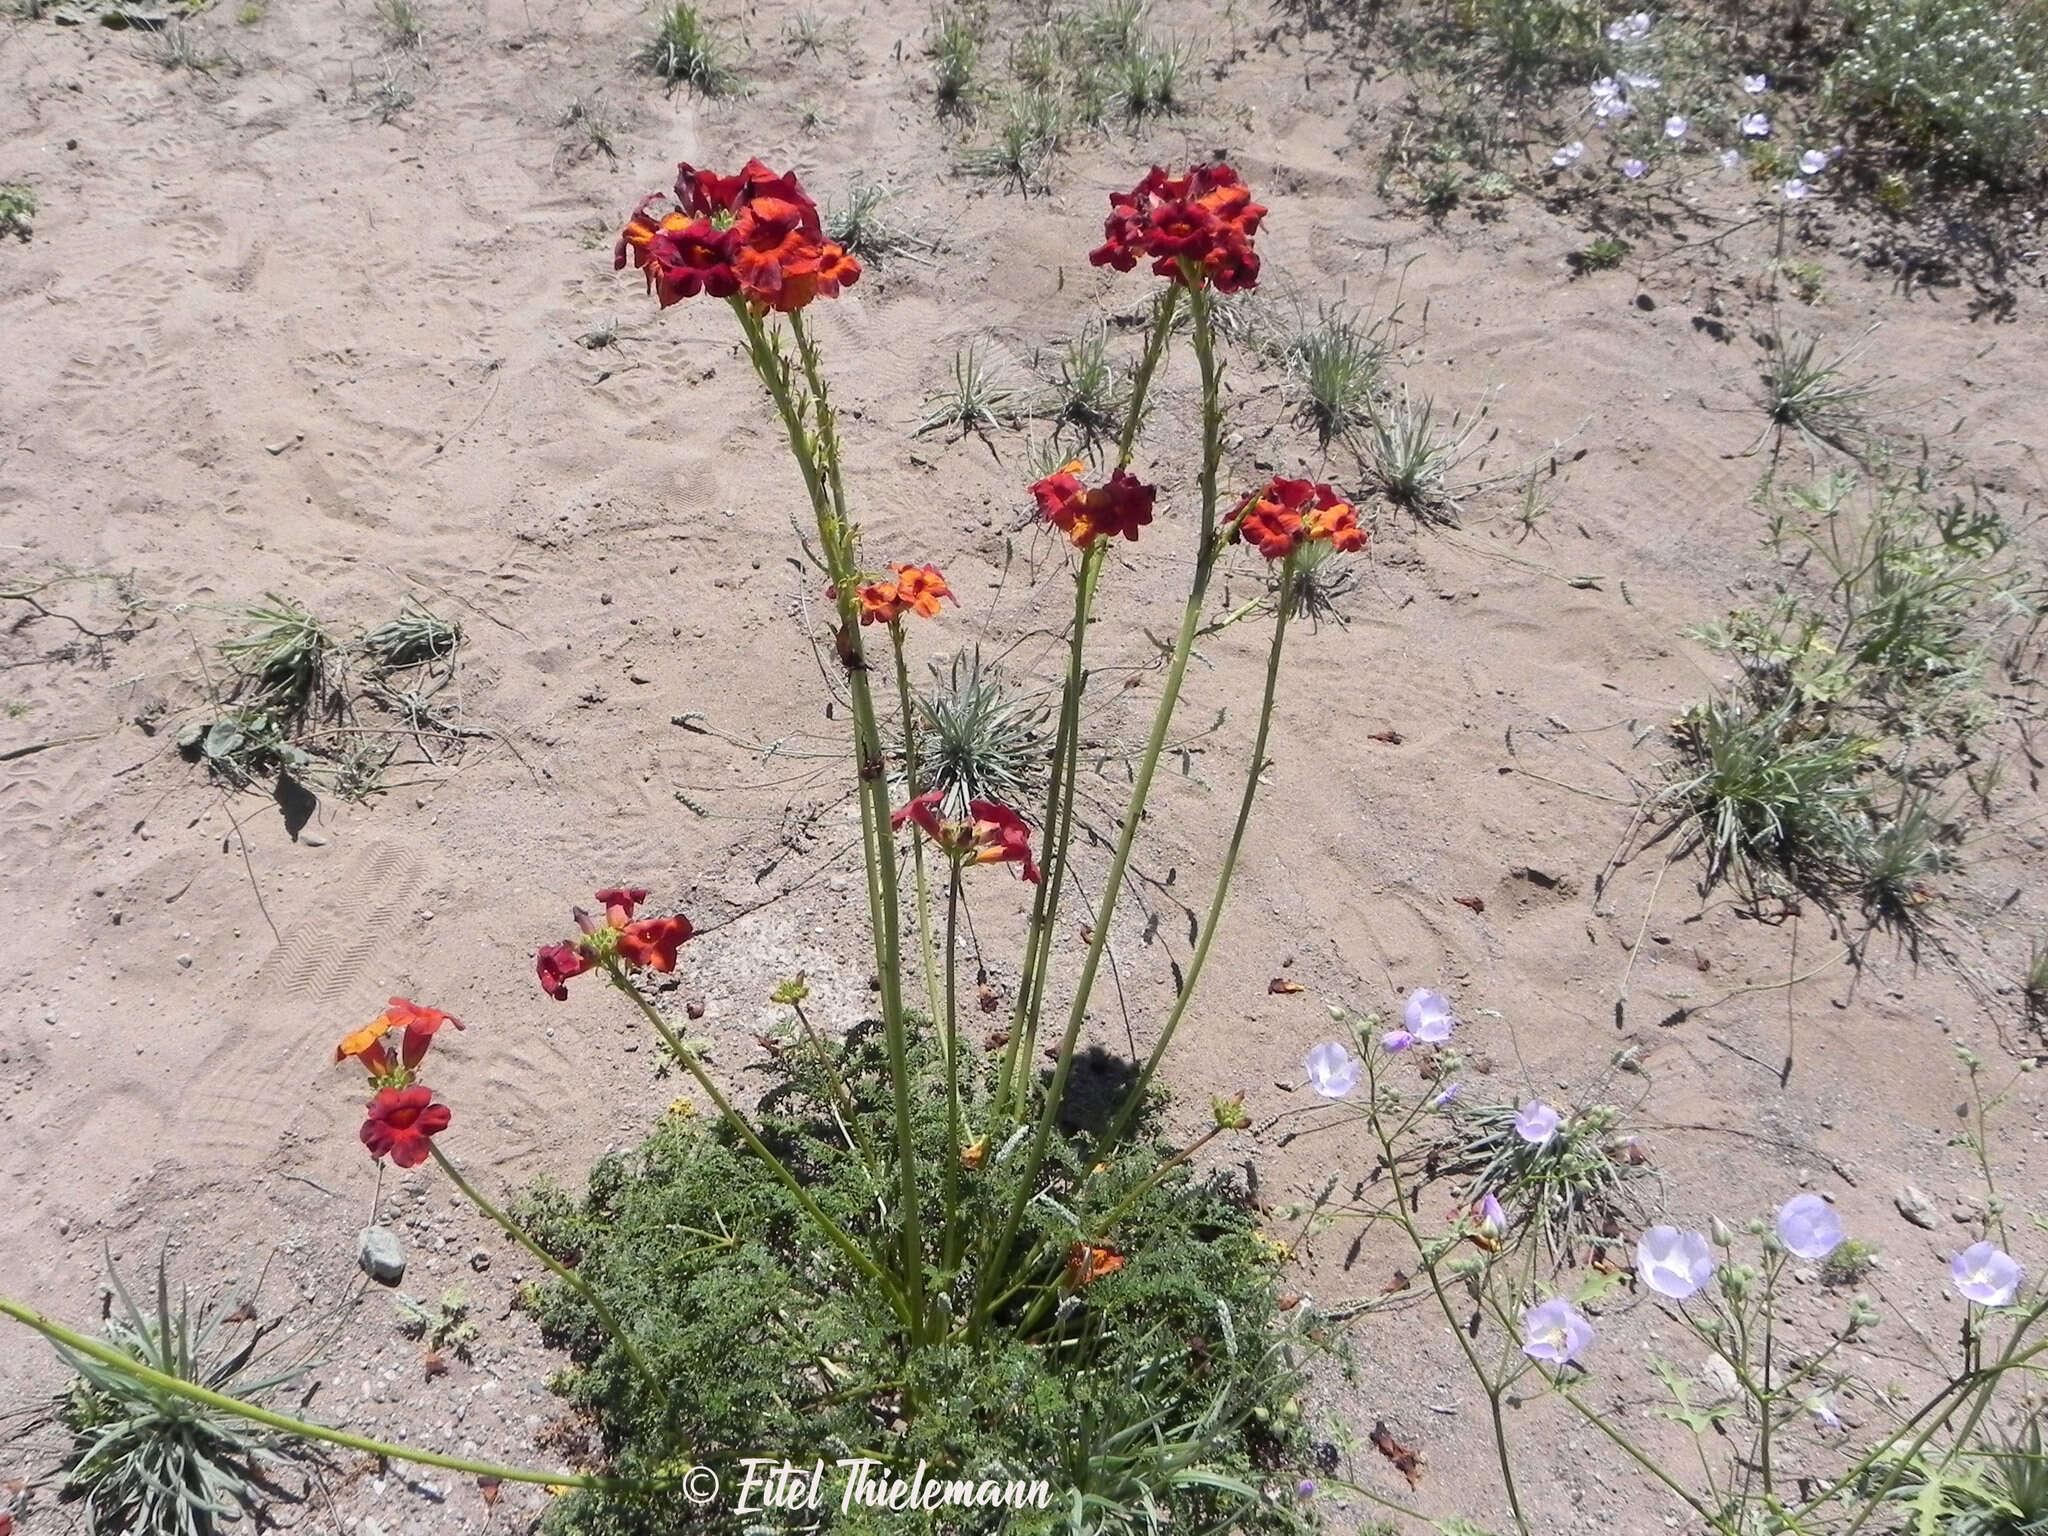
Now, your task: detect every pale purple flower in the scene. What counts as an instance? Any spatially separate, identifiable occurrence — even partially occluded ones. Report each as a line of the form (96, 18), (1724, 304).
(1806, 1394), (1842, 1430)
(1781, 178), (1810, 201)
(1516, 1101), (1562, 1146)
(1798, 148), (1828, 175)
(1552, 141), (1586, 167)
(1605, 11), (1652, 41)
(1742, 72), (1768, 94)
(1382, 1029), (1416, 1053)
(1718, 148), (1741, 170)
(1635, 1226), (1715, 1299)
(1405, 988), (1455, 1042)
(1594, 97), (1636, 122)
(1950, 1242), (2023, 1307)
(1776, 1194), (1844, 1260)
(1477, 1192), (1508, 1239)
(1522, 1297), (1595, 1364)
(1741, 112), (1771, 137)
(1295, 1479), (1317, 1499)
(1304, 1041), (1360, 1099)
(1590, 75), (1622, 101)
(1431, 1081), (1462, 1108)
(1664, 115), (1688, 139)
(1622, 157), (1648, 179)
(1621, 70), (1661, 92)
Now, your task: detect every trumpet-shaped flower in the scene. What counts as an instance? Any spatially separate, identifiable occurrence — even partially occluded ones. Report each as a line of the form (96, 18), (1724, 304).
(1430, 1081), (1461, 1107)
(1030, 462), (1157, 547)
(1664, 115), (1688, 139)
(1635, 1226), (1715, 1299)
(1089, 164), (1266, 292)
(893, 792), (1041, 882)
(1718, 148), (1742, 170)
(537, 888), (695, 999)
(1405, 988), (1455, 1042)
(1798, 149), (1828, 175)
(1232, 478), (1365, 559)
(1776, 1194), (1844, 1259)
(1304, 1041), (1359, 1099)
(851, 564), (955, 625)
(1515, 1100), (1562, 1146)
(360, 1085), (451, 1169)
(1950, 1241), (2023, 1306)
(1622, 157), (1648, 179)
(1521, 1297), (1594, 1364)
(616, 159), (859, 313)
(1781, 179), (1810, 201)
(1605, 11), (1652, 41)
(1381, 1029), (1415, 1053)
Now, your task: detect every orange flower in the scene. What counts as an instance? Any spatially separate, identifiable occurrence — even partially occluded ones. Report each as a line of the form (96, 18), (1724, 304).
(854, 578), (903, 625)
(1064, 1241), (1127, 1288)
(538, 889), (693, 999)
(849, 564), (953, 624)
(335, 1017), (397, 1079)
(616, 915), (693, 972)
(893, 792), (1041, 883)
(1029, 462), (1157, 548)
(1231, 478), (1367, 560)
(1089, 164), (1266, 293)
(617, 161), (860, 313)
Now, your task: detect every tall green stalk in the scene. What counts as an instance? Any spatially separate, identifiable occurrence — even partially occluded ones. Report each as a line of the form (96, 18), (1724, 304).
(1102, 556), (1295, 1152)
(891, 622), (945, 1026)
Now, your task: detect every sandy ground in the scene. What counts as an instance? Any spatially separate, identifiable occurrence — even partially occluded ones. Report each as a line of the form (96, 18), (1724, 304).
(3, 0), (2047, 1529)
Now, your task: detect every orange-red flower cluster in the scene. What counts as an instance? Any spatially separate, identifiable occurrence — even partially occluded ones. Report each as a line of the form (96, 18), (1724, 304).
(336, 997), (464, 1085)
(850, 564), (954, 625)
(894, 792), (1041, 883)
(536, 887), (695, 1000)
(615, 159), (860, 313)
(1088, 164), (1265, 293)
(1030, 462), (1156, 548)
(1232, 478), (1367, 561)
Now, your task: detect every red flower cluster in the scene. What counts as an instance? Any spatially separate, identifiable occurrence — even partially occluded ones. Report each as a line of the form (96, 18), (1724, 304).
(335, 997), (464, 1085)
(536, 887), (695, 1000)
(1030, 462), (1157, 548)
(851, 564), (954, 625)
(894, 792), (1041, 883)
(1088, 164), (1266, 293)
(615, 159), (860, 313)
(336, 999), (460, 1167)
(1232, 478), (1368, 560)
(361, 1085), (452, 1169)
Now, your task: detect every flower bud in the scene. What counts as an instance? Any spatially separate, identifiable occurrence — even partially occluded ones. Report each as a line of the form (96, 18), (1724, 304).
(1710, 1216), (1735, 1248)
(1211, 1092), (1252, 1131)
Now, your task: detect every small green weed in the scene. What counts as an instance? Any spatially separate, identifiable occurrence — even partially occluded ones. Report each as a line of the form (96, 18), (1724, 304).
(917, 342), (1021, 437)
(376, 0), (423, 47)
(931, 7), (980, 106)
(0, 183), (35, 241)
(639, 0), (738, 94)
(395, 1287), (479, 1363)
(1360, 387), (1483, 522)
(1281, 301), (1388, 446)
(1570, 235), (1631, 274)
(1433, 1100), (1652, 1257)
(910, 647), (1051, 815)
(1752, 327), (1883, 462)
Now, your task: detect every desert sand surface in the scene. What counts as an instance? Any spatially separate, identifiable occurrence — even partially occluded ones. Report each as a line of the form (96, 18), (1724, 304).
(2, 0), (2045, 1528)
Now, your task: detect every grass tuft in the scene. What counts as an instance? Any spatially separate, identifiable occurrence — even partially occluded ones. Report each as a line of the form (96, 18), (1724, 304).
(376, 0), (424, 46)
(909, 647), (1051, 816)
(638, 0), (738, 94)
(1433, 1100), (1653, 1257)
(1359, 388), (1482, 522)
(930, 6), (981, 107)
(917, 342), (1021, 437)
(1281, 301), (1388, 446)
(1752, 328), (1883, 462)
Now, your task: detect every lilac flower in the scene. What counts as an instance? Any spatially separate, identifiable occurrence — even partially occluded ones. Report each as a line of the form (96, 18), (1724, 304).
(1522, 1297), (1595, 1364)
(1622, 158), (1648, 179)
(1605, 11), (1652, 42)
(1781, 178), (1810, 201)
(1718, 148), (1742, 170)
(1515, 1101), (1562, 1146)
(1799, 148), (1828, 175)
(1382, 1029), (1416, 1053)
(1950, 1242), (2023, 1307)
(1806, 1394), (1842, 1430)
(1304, 1041), (1360, 1099)
(1635, 1226), (1715, 1299)
(1295, 1479), (1317, 1499)
(1431, 1081), (1462, 1108)
(1405, 988), (1456, 1042)
(1477, 1192), (1508, 1239)
(1776, 1194), (1844, 1259)
(1664, 115), (1688, 139)
(1552, 141), (1586, 167)
(1590, 76), (1622, 101)
(1742, 73), (1769, 94)
(1594, 97), (1636, 122)
(1741, 111), (1772, 137)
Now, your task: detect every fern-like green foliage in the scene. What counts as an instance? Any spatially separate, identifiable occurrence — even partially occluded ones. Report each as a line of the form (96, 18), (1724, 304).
(516, 1027), (1318, 1534)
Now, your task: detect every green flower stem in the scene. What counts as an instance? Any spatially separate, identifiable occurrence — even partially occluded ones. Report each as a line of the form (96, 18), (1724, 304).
(1101, 554), (1296, 1154)
(427, 1142), (669, 1414)
(731, 298), (922, 1331)
(1117, 285), (1180, 468)
(607, 968), (913, 1329)
(993, 543), (1101, 1127)
(0, 1296), (619, 1490)
(978, 278), (1227, 1328)
(1551, 1381), (1736, 1533)
(791, 996), (882, 1176)
(890, 622), (945, 1028)
(940, 860), (966, 1278)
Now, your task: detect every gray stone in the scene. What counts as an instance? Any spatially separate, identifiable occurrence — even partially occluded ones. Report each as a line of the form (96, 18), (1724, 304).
(1895, 1186), (1939, 1230)
(357, 1226), (406, 1284)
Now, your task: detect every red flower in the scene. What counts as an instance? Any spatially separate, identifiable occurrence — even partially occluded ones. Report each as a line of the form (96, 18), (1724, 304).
(893, 791), (1042, 883)
(618, 161), (859, 313)
(382, 997), (464, 1069)
(360, 1085), (451, 1169)
(852, 565), (954, 624)
(1089, 164), (1266, 292)
(1231, 478), (1366, 560)
(1029, 462), (1157, 548)
(596, 888), (649, 924)
(537, 942), (595, 1001)
(617, 915), (693, 972)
